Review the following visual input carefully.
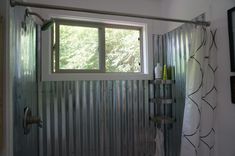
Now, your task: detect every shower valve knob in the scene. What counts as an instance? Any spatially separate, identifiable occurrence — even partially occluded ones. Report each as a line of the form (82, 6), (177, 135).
(27, 116), (43, 127)
(23, 107), (43, 134)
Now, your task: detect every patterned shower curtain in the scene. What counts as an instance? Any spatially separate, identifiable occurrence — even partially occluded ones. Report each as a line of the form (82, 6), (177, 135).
(180, 25), (217, 156)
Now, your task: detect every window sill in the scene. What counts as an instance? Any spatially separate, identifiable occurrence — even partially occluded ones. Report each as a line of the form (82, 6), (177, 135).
(41, 73), (152, 81)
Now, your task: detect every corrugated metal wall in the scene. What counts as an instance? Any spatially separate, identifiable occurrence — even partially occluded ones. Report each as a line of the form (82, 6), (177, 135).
(11, 7), (38, 156)
(156, 26), (191, 156)
(39, 80), (156, 156)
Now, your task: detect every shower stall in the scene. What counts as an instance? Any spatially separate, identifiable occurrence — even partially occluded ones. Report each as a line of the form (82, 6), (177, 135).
(8, 2), (215, 156)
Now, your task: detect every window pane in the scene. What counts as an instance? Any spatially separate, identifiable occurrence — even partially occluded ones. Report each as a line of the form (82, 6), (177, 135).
(59, 25), (99, 70)
(105, 28), (141, 72)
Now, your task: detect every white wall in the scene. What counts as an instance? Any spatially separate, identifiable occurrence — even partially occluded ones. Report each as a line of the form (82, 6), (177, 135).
(160, 0), (235, 156)
(211, 1), (235, 156)
(0, 0), (12, 155)
(27, 0), (163, 18)
(0, 0), (12, 156)
(27, 0), (168, 35)
(160, 0), (211, 31)
(27, 0), (166, 34)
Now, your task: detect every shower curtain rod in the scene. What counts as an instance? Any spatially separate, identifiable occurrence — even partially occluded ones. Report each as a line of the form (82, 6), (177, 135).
(10, 0), (211, 27)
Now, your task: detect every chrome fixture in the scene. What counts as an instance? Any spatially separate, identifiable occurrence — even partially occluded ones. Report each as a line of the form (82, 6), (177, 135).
(23, 107), (42, 135)
(24, 8), (54, 31)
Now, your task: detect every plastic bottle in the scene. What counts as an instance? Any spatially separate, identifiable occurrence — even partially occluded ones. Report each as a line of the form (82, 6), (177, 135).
(154, 63), (162, 79)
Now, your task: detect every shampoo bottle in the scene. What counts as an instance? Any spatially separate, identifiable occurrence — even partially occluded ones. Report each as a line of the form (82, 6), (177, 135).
(154, 63), (162, 79)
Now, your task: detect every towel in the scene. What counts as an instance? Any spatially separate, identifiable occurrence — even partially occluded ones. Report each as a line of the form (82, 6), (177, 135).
(155, 128), (165, 156)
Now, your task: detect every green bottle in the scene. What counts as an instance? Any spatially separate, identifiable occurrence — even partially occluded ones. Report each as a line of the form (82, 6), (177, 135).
(163, 65), (167, 80)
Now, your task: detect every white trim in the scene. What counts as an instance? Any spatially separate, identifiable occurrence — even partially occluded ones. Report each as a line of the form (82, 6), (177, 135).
(42, 72), (152, 81)
(41, 13), (154, 81)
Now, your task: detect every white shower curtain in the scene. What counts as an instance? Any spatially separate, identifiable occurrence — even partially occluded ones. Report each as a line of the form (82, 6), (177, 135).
(180, 26), (217, 156)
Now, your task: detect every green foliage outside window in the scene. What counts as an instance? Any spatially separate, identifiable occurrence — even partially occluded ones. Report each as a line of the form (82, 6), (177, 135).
(58, 23), (141, 72)
(105, 28), (141, 72)
(59, 25), (99, 70)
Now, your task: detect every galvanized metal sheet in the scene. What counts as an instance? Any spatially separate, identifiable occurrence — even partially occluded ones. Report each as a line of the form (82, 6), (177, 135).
(40, 80), (155, 156)
(11, 7), (38, 156)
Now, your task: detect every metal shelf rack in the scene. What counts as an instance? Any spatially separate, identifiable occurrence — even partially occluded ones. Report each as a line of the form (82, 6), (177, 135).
(149, 79), (175, 125)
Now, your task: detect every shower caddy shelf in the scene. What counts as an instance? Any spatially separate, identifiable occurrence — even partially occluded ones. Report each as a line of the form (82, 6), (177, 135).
(149, 79), (175, 85)
(149, 116), (176, 124)
(149, 98), (174, 104)
(149, 79), (176, 125)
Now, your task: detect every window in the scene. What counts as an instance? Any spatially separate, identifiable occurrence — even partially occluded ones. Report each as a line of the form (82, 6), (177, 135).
(41, 17), (153, 81)
(52, 19), (143, 73)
